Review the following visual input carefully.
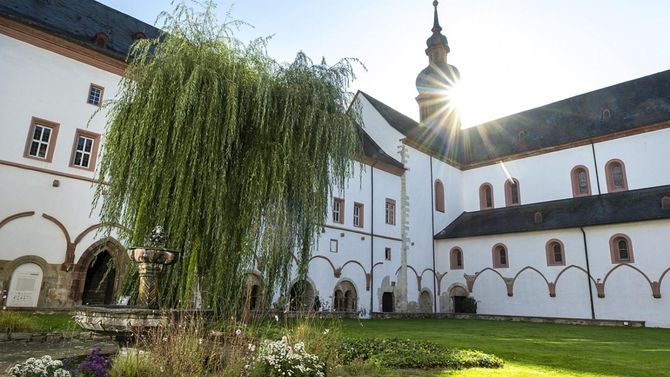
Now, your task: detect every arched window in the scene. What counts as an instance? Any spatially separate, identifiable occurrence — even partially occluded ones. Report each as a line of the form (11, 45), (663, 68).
(545, 239), (566, 266)
(435, 180), (445, 213)
(479, 183), (494, 210)
(605, 159), (628, 193)
(492, 244), (509, 268)
(609, 234), (634, 263)
(450, 247), (464, 270)
(504, 178), (521, 206)
(570, 166), (592, 197)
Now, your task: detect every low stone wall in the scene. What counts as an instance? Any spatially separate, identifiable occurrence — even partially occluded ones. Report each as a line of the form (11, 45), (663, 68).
(0, 331), (113, 343)
(370, 312), (646, 327)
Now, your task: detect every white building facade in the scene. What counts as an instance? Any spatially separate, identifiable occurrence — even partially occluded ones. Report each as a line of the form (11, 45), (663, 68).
(1, 1), (669, 327)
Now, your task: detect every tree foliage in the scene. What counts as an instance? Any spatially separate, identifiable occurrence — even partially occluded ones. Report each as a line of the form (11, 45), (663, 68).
(94, 1), (361, 316)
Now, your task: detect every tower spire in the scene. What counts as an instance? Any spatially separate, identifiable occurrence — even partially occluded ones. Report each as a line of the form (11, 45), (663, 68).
(432, 0), (442, 33)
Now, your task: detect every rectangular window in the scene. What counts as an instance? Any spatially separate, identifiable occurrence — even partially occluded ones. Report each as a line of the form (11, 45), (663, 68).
(70, 129), (101, 171)
(330, 239), (338, 253)
(385, 247), (391, 261)
(332, 198), (344, 224)
(353, 202), (364, 228)
(87, 84), (104, 106)
(24, 117), (60, 163)
(385, 199), (396, 225)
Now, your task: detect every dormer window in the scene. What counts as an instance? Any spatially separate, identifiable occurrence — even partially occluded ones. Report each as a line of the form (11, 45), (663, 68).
(94, 32), (109, 48)
(534, 212), (543, 224)
(662, 196), (670, 209)
(133, 31), (147, 40)
(602, 108), (611, 120)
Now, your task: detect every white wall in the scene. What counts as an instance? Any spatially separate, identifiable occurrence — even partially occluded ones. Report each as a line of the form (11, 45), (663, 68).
(0, 34), (123, 267)
(436, 219), (670, 327)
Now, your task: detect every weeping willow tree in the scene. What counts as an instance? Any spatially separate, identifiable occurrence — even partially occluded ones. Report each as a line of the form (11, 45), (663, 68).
(94, 2), (361, 317)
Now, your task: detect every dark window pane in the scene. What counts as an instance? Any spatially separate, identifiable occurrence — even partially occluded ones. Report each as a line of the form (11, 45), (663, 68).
(511, 183), (519, 204)
(612, 164), (624, 188)
(84, 138), (93, 152)
(33, 126), (42, 140)
(82, 154), (90, 167)
(29, 141), (39, 156)
(41, 127), (51, 142)
(38, 143), (47, 158)
(578, 170), (588, 194)
(499, 248), (507, 265)
(618, 239), (629, 260)
(74, 152), (82, 165)
(485, 187), (492, 207)
(553, 244), (563, 262)
(77, 137), (85, 150)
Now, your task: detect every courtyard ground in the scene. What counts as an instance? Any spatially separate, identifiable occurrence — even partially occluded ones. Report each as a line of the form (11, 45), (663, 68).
(341, 318), (670, 377)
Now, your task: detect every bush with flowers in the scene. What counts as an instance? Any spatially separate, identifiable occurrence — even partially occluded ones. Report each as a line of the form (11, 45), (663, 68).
(7, 355), (72, 377)
(244, 336), (325, 377)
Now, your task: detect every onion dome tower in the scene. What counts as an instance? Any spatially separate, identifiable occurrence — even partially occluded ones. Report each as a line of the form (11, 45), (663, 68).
(416, 1), (461, 130)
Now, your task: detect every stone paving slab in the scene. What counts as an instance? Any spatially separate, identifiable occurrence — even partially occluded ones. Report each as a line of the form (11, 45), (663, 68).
(0, 339), (117, 374)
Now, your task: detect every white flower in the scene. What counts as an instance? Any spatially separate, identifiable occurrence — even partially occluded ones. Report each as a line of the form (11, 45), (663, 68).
(235, 329), (242, 336)
(274, 314), (279, 322)
(323, 329), (330, 335)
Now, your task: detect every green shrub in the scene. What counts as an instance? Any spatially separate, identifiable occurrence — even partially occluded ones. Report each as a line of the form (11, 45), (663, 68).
(450, 349), (504, 369)
(337, 337), (503, 370)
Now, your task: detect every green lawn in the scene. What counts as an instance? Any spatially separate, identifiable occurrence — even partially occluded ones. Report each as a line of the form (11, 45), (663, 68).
(341, 319), (670, 377)
(0, 311), (79, 332)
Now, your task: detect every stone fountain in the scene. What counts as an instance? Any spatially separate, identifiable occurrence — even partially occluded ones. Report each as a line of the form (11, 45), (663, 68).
(74, 226), (209, 343)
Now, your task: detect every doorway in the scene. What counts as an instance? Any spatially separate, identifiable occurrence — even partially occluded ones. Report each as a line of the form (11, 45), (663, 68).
(382, 292), (394, 312)
(82, 251), (116, 305)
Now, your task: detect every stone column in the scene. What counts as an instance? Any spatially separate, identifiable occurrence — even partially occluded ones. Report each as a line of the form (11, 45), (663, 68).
(396, 144), (411, 312)
(137, 262), (163, 309)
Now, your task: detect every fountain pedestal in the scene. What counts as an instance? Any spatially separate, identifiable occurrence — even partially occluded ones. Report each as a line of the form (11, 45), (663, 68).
(128, 248), (177, 309)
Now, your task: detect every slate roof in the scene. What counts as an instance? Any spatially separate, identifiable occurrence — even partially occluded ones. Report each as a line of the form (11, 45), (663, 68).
(361, 69), (670, 167)
(435, 185), (670, 239)
(459, 69), (670, 165)
(0, 0), (161, 59)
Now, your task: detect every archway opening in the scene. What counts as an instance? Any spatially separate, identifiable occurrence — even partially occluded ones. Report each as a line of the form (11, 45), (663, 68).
(289, 280), (315, 311)
(449, 285), (470, 313)
(333, 281), (357, 312)
(82, 251), (116, 305)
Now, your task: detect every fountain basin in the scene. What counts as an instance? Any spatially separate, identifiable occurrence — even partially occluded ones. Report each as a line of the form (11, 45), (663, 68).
(74, 305), (212, 343)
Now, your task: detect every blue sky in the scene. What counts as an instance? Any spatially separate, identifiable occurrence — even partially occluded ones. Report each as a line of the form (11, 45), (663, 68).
(99, 0), (670, 127)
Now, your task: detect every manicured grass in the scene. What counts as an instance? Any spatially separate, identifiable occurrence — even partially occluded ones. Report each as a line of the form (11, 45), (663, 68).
(0, 311), (79, 332)
(341, 319), (670, 377)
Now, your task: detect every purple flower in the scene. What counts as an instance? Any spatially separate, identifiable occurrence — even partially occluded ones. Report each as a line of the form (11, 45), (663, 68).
(75, 346), (110, 377)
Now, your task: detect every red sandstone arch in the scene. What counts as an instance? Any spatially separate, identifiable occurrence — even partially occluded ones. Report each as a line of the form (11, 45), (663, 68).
(0, 211), (35, 230)
(70, 237), (126, 303)
(600, 263), (657, 299)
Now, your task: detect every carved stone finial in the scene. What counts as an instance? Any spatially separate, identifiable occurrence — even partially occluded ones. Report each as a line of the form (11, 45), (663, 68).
(148, 225), (166, 248)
